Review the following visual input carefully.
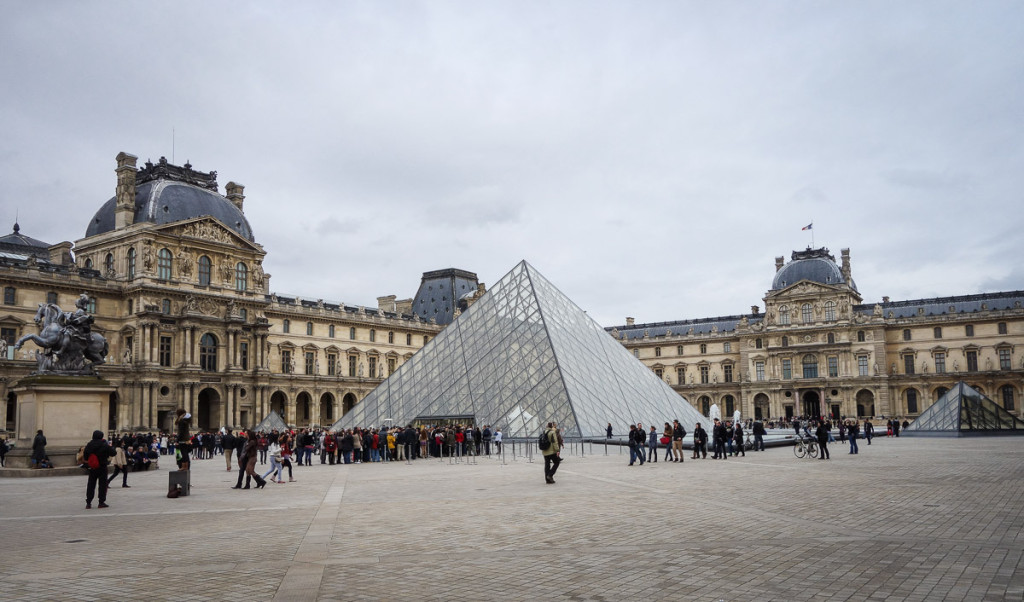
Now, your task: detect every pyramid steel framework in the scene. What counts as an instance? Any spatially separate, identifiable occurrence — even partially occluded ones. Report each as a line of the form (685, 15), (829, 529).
(331, 261), (707, 438)
(903, 381), (1024, 437)
(254, 410), (288, 433)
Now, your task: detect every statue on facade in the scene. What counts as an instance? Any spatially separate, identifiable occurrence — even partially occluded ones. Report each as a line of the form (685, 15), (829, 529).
(13, 294), (109, 374)
(0, 337), (7, 360)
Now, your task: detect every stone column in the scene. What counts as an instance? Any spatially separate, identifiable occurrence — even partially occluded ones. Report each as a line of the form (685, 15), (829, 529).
(233, 385), (241, 426)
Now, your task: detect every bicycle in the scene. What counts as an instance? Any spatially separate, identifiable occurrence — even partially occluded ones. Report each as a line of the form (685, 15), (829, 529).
(793, 435), (819, 459)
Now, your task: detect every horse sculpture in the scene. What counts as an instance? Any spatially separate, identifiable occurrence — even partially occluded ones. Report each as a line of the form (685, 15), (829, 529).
(14, 301), (108, 374)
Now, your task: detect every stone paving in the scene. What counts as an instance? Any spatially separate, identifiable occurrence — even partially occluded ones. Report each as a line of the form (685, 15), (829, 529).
(0, 436), (1022, 601)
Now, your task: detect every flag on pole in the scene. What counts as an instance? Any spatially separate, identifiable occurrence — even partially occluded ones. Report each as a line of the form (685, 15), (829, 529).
(801, 222), (813, 231)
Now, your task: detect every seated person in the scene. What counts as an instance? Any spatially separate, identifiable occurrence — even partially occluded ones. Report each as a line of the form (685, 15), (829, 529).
(133, 447), (152, 470)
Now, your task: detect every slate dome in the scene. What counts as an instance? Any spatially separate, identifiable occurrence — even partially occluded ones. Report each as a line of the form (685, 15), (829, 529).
(772, 248), (856, 292)
(85, 157), (254, 241)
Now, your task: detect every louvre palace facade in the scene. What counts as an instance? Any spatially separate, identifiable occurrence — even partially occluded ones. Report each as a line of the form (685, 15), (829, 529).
(610, 247), (1024, 423)
(0, 152), (464, 434)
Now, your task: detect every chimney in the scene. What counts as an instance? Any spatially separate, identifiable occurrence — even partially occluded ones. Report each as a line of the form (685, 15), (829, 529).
(225, 181), (245, 211)
(775, 256), (785, 272)
(751, 305), (760, 315)
(626, 317), (635, 326)
(114, 152), (138, 229)
(841, 248), (851, 284)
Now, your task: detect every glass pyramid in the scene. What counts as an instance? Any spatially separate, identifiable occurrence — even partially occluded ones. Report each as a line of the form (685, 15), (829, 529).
(254, 410), (288, 433)
(331, 261), (707, 438)
(903, 381), (1024, 437)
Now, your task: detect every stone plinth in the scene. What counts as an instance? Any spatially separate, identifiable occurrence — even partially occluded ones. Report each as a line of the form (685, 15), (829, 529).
(6, 375), (115, 469)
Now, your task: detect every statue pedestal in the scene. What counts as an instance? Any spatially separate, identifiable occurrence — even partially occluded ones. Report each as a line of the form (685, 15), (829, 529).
(7, 375), (115, 469)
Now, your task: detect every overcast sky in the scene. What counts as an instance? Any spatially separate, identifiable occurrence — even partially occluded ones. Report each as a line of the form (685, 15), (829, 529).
(2, 2), (1022, 326)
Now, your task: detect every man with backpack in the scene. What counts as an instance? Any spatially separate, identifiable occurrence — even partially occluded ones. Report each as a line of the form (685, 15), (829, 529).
(83, 430), (116, 509)
(540, 422), (561, 484)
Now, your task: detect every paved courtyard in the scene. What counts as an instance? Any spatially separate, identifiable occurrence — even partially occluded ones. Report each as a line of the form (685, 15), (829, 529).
(0, 435), (1022, 601)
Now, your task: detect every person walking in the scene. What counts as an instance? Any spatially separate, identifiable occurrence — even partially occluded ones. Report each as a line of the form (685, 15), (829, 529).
(847, 420), (860, 454)
(672, 419), (686, 463)
(542, 422), (561, 484)
(261, 433), (285, 483)
(693, 422), (708, 459)
(662, 422), (675, 462)
(627, 425), (644, 466)
(606, 423), (613, 439)
(107, 443), (131, 488)
(83, 430), (115, 509)
(647, 425), (659, 463)
(863, 419), (874, 445)
(815, 421), (831, 460)
(733, 421), (746, 457)
(712, 419), (727, 460)
(753, 420), (766, 452)
(222, 429), (236, 472)
(493, 428), (503, 455)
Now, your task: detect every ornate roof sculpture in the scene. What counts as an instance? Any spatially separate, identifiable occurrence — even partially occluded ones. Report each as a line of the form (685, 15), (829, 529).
(332, 260), (706, 438)
(903, 382), (1024, 437)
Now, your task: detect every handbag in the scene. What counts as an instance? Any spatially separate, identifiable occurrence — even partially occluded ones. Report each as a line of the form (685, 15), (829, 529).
(659, 436), (671, 445)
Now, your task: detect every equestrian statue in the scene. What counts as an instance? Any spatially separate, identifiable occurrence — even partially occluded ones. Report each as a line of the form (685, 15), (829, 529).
(14, 293), (109, 375)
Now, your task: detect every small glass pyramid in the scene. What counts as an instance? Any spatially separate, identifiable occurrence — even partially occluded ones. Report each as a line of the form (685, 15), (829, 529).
(904, 381), (1024, 437)
(331, 261), (707, 437)
(254, 410), (288, 433)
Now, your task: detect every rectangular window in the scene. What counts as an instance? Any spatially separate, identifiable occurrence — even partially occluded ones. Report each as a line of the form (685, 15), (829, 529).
(828, 356), (839, 378)
(329, 325), (335, 338)
(305, 352), (315, 375)
(655, 347), (661, 357)
(676, 366), (685, 384)
(348, 355), (357, 377)
(723, 364), (733, 383)
(966, 350), (978, 372)
(677, 345), (684, 355)
(388, 331), (394, 344)
(998, 322), (1008, 335)
(858, 355), (869, 377)
(2, 286), (14, 305)
(700, 344), (707, 354)
(755, 361), (765, 382)
(699, 365), (709, 384)
(999, 348), (1011, 370)
(327, 353), (337, 376)
(803, 359), (818, 379)
(934, 352), (945, 374)
(306, 322), (313, 336)
(903, 355), (915, 375)
(350, 327), (356, 340)
(654, 367), (663, 379)
(388, 357), (396, 375)
(782, 358), (792, 380)
(406, 333), (412, 346)
(723, 342), (731, 353)
(239, 342), (249, 371)
(423, 335), (429, 345)
(370, 329), (376, 343)
(159, 336), (172, 367)
(369, 356), (377, 378)
(282, 350), (292, 374)
(966, 325), (975, 337)
(934, 327), (942, 339)
(0, 327), (14, 359)
(47, 291), (58, 304)
(283, 320), (290, 334)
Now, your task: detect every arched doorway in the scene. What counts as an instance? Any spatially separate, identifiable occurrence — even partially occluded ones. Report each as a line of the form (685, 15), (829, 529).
(754, 393), (770, 420)
(197, 388), (221, 431)
(856, 389), (875, 417)
(108, 392), (118, 432)
(801, 390), (821, 418)
(296, 391), (312, 426)
(723, 394), (735, 417)
(270, 391), (287, 420)
(698, 395), (711, 417)
(342, 393), (357, 415)
(934, 386), (949, 402)
(6, 391), (17, 431)
(320, 392), (335, 424)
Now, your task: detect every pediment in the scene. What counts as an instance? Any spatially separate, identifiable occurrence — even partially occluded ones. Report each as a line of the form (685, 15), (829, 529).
(158, 217), (263, 253)
(768, 280), (843, 299)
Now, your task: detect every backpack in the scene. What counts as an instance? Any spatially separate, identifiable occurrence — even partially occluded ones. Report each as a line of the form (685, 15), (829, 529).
(87, 452), (100, 470)
(538, 431), (551, 451)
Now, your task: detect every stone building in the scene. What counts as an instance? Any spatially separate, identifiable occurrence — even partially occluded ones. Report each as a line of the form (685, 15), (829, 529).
(0, 152), (455, 434)
(610, 247), (1024, 422)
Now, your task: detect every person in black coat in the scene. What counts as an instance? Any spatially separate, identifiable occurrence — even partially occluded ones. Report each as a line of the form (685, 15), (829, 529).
(753, 420), (766, 451)
(83, 430), (116, 509)
(815, 421), (830, 460)
(692, 423), (708, 459)
(712, 419), (727, 460)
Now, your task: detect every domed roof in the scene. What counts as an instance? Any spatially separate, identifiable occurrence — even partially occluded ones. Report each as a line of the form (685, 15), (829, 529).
(85, 157), (254, 241)
(772, 248), (857, 292)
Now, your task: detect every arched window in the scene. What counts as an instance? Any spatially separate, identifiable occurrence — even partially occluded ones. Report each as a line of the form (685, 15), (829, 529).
(199, 333), (218, 372)
(779, 306), (790, 325)
(802, 354), (818, 378)
(905, 388), (919, 414)
(126, 248), (135, 279)
(235, 262), (247, 291)
(198, 255), (211, 286)
(801, 303), (813, 324)
(105, 253), (115, 275)
(84, 258), (92, 269)
(824, 301), (836, 322)
(157, 248), (172, 280)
